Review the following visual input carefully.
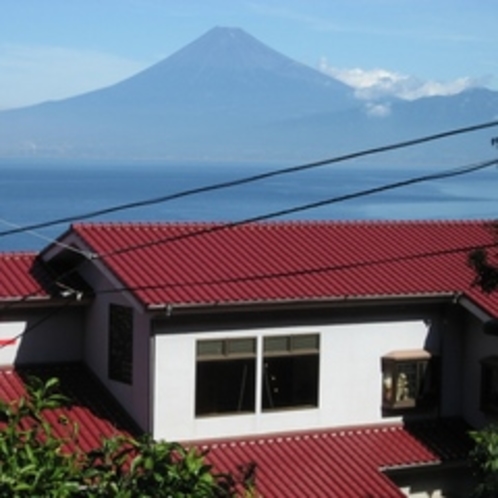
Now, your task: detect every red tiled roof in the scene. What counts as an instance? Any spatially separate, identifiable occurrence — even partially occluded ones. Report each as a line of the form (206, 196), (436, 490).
(201, 419), (472, 498)
(70, 220), (498, 316)
(0, 252), (51, 301)
(0, 363), (136, 453)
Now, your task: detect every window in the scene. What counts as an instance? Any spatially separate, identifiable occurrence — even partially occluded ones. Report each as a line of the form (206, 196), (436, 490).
(262, 334), (319, 411)
(381, 350), (438, 411)
(196, 338), (256, 416)
(195, 333), (320, 417)
(480, 356), (498, 414)
(108, 304), (133, 384)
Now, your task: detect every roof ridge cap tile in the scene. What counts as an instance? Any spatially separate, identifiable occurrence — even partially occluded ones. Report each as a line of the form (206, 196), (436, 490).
(71, 219), (494, 230)
(75, 221), (221, 228)
(198, 422), (406, 448)
(0, 251), (39, 258)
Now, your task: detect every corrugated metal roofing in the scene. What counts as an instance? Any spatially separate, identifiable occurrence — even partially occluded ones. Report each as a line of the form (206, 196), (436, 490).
(0, 361), (471, 496)
(201, 419), (472, 498)
(0, 363), (136, 453)
(0, 252), (51, 301)
(70, 220), (498, 316)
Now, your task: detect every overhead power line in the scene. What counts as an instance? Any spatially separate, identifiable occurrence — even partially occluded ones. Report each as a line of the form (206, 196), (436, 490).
(0, 298), (76, 350)
(2, 157), (497, 349)
(2, 153), (496, 309)
(95, 240), (498, 298)
(96, 157), (498, 259)
(5, 232), (497, 352)
(0, 218), (89, 258)
(1, 119), (497, 238)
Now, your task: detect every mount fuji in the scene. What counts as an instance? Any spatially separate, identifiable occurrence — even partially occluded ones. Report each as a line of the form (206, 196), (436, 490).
(0, 27), (496, 163)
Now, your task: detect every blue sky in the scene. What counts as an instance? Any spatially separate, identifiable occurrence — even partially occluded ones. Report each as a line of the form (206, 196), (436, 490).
(1, 0), (497, 109)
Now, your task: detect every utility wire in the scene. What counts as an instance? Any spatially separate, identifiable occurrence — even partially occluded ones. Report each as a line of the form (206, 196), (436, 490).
(3, 157), (497, 348)
(0, 218), (89, 257)
(95, 157), (498, 259)
(5, 221), (497, 350)
(2, 125), (496, 350)
(1, 119), (497, 238)
(2, 127), (495, 313)
(93, 240), (498, 298)
(6, 220), (498, 350)
(0, 298), (77, 350)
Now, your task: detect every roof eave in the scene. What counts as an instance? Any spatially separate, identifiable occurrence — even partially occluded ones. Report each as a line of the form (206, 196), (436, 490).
(38, 224), (76, 260)
(381, 459), (469, 473)
(0, 295), (90, 310)
(148, 292), (458, 317)
(458, 295), (494, 321)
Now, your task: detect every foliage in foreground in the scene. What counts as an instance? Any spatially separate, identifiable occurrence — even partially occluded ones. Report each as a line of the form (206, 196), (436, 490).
(469, 425), (498, 498)
(468, 248), (498, 294)
(0, 377), (257, 497)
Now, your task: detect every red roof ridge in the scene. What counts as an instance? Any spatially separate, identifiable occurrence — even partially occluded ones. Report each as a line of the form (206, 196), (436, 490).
(197, 421), (407, 448)
(0, 251), (39, 258)
(201, 418), (471, 497)
(72, 219), (496, 229)
(73, 221), (220, 229)
(64, 219), (498, 316)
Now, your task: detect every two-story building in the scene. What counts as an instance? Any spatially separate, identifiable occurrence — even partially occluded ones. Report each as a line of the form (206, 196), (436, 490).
(2, 220), (498, 496)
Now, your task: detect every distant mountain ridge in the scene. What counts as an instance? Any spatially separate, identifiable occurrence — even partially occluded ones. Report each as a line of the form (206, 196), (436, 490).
(0, 27), (496, 163)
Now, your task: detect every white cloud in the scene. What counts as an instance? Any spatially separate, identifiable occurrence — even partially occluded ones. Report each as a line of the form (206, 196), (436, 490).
(318, 58), (485, 101)
(0, 44), (147, 110)
(365, 102), (391, 117)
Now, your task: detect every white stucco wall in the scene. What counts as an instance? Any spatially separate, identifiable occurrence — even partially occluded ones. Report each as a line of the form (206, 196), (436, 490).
(79, 259), (151, 432)
(0, 321), (26, 365)
(461, 313), (498, 427)
(153, 319), (433, 442)
(390, 465), (475, 498)
(0, 308), (84, 366)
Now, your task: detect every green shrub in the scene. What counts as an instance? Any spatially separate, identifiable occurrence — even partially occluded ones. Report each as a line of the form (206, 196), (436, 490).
(0, 376), (257, 497)
(469, 425), (498, 497)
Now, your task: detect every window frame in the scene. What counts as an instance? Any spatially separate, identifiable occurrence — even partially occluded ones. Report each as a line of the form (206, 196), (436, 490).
(381, 349), (439, 412)
(195, 338), (257, 417)
(108, 303), (133, 385)
(480, 356), (498, 414)
(262, 333), (320, 412)
(195, 333), (321, 418)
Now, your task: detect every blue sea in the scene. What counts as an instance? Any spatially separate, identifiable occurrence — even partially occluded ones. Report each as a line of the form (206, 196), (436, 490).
(0, 158), (497, 251)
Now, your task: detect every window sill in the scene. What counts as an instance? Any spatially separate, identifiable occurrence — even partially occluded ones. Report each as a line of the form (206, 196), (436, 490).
(262, 404), (319, 413)
(382, 404), (437, 418)
(480, 405), (498, 416)
(195, 410), (256, 419)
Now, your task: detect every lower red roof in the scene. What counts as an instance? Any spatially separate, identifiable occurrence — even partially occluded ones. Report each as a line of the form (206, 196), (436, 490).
(0, 363), (472, 496)
(0, 363), (136, 453)
(0, 253), (51, 301)
(201, 419), (472, 498)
